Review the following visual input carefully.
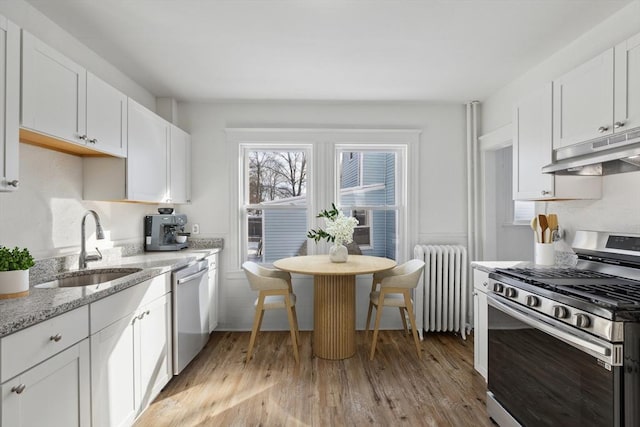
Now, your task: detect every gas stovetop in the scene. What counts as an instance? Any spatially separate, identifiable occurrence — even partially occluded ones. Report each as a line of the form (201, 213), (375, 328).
(492, 267), (640, 310)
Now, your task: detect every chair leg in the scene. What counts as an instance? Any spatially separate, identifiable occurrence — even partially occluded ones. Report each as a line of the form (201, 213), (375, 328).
(399, 307), (408, 335)
(404, 291), (421, 358)
(285, 295), (300, 364)
(370, 301), (384, 360)
(247, 295), (265, 363)
(365, 301), (374, 337)
(291, 305), (301, 345)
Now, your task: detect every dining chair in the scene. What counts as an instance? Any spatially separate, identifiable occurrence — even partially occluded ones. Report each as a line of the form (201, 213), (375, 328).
(365, 258), (425, 360)
(242, 261), (300, 363)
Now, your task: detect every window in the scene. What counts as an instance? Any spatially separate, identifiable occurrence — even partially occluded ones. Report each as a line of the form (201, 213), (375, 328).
(241, 146), (310, 263)
(230, 129), (419, 268)
(513, 200), (535, 224)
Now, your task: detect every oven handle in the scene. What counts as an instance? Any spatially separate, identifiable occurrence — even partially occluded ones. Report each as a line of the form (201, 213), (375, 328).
(488, 294), (622, 366)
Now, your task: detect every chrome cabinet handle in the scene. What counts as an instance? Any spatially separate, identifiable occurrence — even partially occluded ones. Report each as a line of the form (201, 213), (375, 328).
(11, 384), (26, 394)
(78, 134), (88, 141)
(7, 179), (18, 187)
(541, 190), (552, 196)
(88, 138), (97, 144)
(50, 333), (62, 342)
(137, 310), (151, 320)
(614, 121), (625, 129)
(597, 126), (609, 133)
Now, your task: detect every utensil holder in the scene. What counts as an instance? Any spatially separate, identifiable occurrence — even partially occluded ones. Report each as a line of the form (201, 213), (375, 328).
(535, 242), (555, 266)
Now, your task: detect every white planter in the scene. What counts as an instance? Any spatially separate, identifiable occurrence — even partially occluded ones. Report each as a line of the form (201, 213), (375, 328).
(0, 269), (29, 298)
(329, 244), (348, 263)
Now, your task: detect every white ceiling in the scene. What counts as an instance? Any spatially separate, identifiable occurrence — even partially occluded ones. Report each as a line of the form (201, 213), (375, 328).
(25, 0), (632, 103)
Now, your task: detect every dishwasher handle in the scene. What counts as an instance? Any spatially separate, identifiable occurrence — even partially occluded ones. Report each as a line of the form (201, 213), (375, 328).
(176, 268), (208, 285)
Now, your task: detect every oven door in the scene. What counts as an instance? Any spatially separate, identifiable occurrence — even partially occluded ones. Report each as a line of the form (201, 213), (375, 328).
(487, 293), (622, 427)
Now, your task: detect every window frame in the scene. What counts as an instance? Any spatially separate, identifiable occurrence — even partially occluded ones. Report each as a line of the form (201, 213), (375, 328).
(227, 128), (420, 271)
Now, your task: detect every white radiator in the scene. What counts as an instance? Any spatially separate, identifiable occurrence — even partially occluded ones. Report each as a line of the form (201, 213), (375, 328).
(413, 245), (469, 340)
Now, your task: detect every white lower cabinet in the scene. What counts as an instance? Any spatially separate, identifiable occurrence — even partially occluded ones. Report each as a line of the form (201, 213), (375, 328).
(90, 274), (172, 427)
(473, 268), (489, 382)
(0, 306), (90, 427)
(207, 253), (219, 332)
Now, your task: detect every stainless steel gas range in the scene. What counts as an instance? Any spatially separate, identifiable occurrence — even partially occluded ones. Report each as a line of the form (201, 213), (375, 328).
(486, 230), (640, 427)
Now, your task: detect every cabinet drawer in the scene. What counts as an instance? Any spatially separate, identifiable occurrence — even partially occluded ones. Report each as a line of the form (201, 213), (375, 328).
(473, 269), (490, 293)
(207, 254), (217, 269)
(0, 305), (89, 382)
(90, 273), (170, 334)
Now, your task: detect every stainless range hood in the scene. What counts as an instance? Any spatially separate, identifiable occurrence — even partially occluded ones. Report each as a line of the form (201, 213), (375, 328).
(542, 127), (640, 175)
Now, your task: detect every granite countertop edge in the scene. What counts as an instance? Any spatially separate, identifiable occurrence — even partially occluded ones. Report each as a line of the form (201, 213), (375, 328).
(0, 248), (221, 338)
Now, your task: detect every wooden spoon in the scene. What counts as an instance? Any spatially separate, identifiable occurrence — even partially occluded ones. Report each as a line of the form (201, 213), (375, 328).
(547, 214), (558, 241)
(538, 214), (549, 244)
(530, 217), (539, 243)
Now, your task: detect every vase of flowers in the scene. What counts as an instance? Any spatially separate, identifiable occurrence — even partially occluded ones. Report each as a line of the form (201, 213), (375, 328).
(307, 203), (359, 263)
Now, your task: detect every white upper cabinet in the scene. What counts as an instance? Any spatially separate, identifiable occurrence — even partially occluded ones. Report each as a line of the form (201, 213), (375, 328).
(86, 72), (127, 157)
(21, 31), (87, 145)
(615, 32), (640, 132)
(553, 48), (614, 149)
(513, 83), (555, 199)
(127, 98), (169, 202)
(169, 125), (191, 204)
(514, 83), (601, 201)
(21, 31), (127, 157)
(0, 16), (19, 192)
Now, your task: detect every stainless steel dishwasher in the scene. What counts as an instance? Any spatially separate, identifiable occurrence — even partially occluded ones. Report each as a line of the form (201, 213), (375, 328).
(172, 260), (209, 374)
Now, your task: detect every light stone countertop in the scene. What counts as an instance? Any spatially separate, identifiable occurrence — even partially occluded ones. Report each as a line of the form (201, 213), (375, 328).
(0, 248), (221, 338)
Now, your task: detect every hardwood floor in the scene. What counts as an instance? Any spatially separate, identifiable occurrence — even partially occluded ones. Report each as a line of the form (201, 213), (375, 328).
(134, 331), (492, 426)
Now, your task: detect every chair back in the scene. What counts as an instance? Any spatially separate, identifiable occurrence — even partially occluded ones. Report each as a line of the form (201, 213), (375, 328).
(379, 259), (425, 289)
(242, 261), (291, 291)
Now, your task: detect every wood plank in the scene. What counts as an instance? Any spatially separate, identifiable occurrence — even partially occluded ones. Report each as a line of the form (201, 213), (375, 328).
(134, 331), (492, 427)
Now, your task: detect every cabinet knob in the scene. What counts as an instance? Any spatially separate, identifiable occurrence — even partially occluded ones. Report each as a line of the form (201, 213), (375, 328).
(78, 134), (88, 141)
(614, 121), (625, 129)
(50, 333), (62, 342)
(88, 138), (98, 144)
(597, 126), (609, 133)
(7, 179), (18, 187)
(11, 384), (26, 394)
(541, 190), (552, 196)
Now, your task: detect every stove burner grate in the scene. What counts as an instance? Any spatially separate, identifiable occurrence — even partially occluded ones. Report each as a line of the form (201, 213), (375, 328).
(558, 283), (640, 308)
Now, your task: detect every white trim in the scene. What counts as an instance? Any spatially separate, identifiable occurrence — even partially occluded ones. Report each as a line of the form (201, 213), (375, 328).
(479, 124), (513, 151)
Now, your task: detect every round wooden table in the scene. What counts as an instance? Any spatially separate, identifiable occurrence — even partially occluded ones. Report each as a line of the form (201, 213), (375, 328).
(273, 255), (396, 360)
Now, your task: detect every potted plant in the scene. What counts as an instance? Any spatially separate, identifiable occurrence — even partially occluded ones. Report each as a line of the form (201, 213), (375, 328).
(307, 203), (359, 263)
(0, 246), (35, 299)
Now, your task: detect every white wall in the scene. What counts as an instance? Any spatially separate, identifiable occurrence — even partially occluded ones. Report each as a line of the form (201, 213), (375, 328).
(177, 101), (467, 330)
(481, 0), (640, 246)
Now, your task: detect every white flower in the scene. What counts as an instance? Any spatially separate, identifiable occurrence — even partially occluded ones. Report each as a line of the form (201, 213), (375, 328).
(324, 211), (359, 246)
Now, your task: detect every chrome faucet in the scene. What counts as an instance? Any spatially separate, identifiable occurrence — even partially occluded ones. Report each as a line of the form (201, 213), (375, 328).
(79, 210), (105, 269)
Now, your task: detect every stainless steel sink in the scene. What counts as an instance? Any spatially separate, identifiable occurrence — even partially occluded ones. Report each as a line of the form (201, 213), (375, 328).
(35, 268), (143, 289)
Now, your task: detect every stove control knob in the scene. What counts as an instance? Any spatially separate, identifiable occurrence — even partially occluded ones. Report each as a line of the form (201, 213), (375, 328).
(575, 314), (591, 328)
(493, 283), (504, 293)
(552, 305), (569, 319)
(525, 295), (540, 307)
(505, 288), (517, 298)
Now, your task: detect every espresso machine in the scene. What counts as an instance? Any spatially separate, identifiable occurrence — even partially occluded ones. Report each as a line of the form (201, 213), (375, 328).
(144, 214), (189, 251)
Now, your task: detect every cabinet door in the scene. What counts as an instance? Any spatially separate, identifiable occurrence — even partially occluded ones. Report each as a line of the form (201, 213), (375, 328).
(473, 268), (488, 382)
(2, 339), (90, 427)
(21, 31), (87, 145)
(127, 99), (169, 202)
(168, 125), (191, 204)
(136, 294), (172, 414)
(208, 255), (218, 332)
(615, 32), (640, 132)
(90, 314), (136, 427)
(553, 48), (614, 148)
(513, 83), (555, 200)
(0, 17), (19, 192)
(86, 72), (127, 157)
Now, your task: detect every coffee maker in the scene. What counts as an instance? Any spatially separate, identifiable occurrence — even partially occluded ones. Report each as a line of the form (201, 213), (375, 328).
(144, 214), (189, 251)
